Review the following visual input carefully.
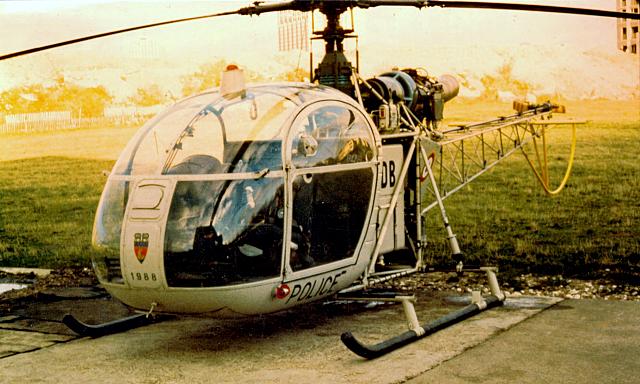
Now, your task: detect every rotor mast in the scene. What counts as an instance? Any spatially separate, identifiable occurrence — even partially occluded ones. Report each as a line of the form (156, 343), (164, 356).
(313, 4), (357, 96)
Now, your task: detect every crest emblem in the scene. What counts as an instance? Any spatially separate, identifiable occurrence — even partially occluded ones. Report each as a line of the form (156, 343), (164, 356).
(133, 233), (149, 263)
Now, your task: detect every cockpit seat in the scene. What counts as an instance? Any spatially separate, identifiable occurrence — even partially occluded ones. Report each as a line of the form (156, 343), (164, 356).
(166, 154), (223, 175)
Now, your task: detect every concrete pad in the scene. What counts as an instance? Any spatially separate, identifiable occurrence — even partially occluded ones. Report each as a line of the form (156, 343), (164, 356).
(0, 295), (559, 384)
(2, 289), (137, 336)
(407, 299), (640, 384)
(0, 329), (73, 358)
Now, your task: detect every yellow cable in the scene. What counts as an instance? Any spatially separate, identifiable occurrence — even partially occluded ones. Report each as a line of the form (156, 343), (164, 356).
(521, 123), (577, 195)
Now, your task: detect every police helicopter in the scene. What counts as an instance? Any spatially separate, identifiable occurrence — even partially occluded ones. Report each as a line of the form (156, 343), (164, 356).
(2, 1), (637, 359)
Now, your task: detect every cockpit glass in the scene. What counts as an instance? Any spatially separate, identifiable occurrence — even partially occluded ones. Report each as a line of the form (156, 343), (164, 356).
(291, 105), (374, 168)
(92, 180), (128, 284)
(158, 90), (297, 286)
(112, 93), (214, 175)
(164, 178), (284, 287)
(111, 88), (300, 176)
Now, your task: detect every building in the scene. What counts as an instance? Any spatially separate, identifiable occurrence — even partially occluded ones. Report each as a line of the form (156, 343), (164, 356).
(617, 0), (640, 54)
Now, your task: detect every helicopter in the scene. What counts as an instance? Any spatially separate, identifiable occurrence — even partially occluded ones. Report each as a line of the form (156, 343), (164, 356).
(2, 1), (637, 359)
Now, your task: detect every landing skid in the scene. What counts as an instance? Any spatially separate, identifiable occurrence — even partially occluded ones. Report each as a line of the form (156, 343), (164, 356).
(63, 311), (167, 338)
(340, 267), (506, 359)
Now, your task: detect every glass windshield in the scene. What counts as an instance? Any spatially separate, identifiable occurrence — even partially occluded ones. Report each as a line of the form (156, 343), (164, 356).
(113, 93), (214, 175)
(112, 87), (307, 176)
(92, 180), (128, 284)
(291, 104), (374, 168)
(164, 178), (284, 287)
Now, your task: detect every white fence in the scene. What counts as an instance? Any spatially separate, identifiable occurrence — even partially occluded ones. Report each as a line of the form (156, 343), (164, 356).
(103, 105), (164, 126)
(1, 111), (76, 133)
(0, 106), (163, 134)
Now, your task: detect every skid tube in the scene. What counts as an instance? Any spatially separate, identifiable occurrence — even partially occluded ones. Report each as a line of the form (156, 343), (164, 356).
(63, 303), (169, 338)
(341, 267), (506, 359)
(341, 294), (504, 359)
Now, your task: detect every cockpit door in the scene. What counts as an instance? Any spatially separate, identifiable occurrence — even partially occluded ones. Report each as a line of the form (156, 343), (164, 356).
(122, 179), (174, 289)
(283, 101), (377, 279)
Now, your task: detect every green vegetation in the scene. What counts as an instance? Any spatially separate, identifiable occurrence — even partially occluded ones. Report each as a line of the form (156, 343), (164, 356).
(476, 60), (533, 101)
(127, 84), (169, 107)
(0, 76), (113, 117)
(180, 60), (306, 97)
(0, 63), (315, 123)
(180, 60), (240, 97)
(0, 157), (113, 268)
(424, 99), (640, 275)
(423, 122), (639, 275)
(0, 100), (637, 276)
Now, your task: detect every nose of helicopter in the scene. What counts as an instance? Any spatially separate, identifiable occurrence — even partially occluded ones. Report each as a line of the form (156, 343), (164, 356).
(120, 179), (173, 290)
(91, 82), (379, 315)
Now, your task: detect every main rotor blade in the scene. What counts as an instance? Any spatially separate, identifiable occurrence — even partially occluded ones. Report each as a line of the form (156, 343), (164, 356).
(429, 1), (640, 19)
(0, 10), (238, 61)
(3, 0), (637, 61)
(361, 1), (640, 20)
(0, 1), (314, 61)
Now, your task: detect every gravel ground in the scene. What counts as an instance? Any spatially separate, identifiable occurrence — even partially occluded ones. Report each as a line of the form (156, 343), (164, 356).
(2, 267), (639, 309)
(0, 268), (98, 311)
(379, 270), (640, 301)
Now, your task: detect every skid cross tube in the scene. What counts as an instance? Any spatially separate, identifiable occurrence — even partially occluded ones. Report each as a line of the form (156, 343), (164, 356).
(341, 267), (506, 358)
(341, 295), (503, 359)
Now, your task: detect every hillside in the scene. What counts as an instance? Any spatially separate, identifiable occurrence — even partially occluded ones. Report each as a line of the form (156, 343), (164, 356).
(359, 44), (640, 101)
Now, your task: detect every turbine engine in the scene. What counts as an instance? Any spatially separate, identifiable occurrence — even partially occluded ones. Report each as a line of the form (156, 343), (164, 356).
(361, 69), (459, 132)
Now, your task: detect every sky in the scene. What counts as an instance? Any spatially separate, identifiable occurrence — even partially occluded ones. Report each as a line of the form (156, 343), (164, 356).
(0, 0), (620, 54)
(0, 0), (637, 100)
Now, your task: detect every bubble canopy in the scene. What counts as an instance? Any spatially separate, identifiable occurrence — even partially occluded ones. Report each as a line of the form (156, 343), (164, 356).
(93, 84), (378, 289)
(114, 84), (319, 176)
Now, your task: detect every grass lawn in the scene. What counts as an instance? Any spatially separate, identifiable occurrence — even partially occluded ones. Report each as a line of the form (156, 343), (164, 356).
(422, 100), (639, 275)
(0, 157), (114, 267)
(0, 100), (638, 275)
(422, 123), (640, 275)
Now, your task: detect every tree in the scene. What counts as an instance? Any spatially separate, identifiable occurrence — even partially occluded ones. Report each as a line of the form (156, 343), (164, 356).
(180, 61), (267, 97)
(128, 84), (166, 107)
(479, 60), (534, 101)
(180, 60), (228, 97)
(0, 78), (113, 117)
(277, 67), (307, 82)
